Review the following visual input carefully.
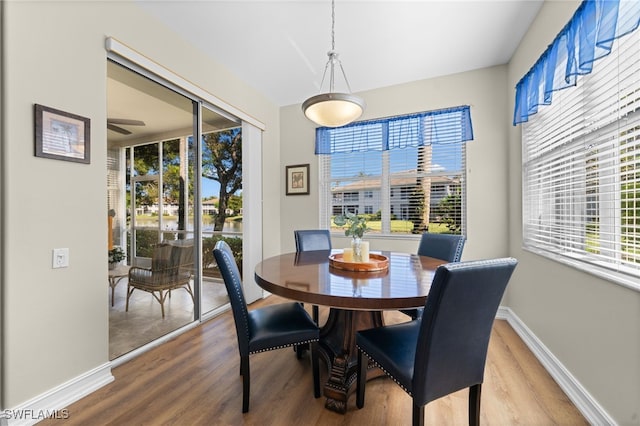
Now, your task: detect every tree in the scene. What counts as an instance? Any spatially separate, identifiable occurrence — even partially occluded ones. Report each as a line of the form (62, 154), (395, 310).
(437, 193), (462, 234)
(202, 128), (242, 231)
(408, 184), (426, 234)
(130, 143), (159, 207)
(227, 194), (243, 213)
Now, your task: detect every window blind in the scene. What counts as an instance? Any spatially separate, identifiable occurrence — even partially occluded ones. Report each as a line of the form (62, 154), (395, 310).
(318, 107), (472, 236)
(522, 29), (640, 285)
(107, 148), (124, 247)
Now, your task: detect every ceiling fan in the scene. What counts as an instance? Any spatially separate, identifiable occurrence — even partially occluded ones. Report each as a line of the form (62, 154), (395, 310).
(107, 118), (146, 135)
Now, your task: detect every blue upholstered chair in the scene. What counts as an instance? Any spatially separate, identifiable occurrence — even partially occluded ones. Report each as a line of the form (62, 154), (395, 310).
(213, 241), (320, 412)
(417, 232), (466, 262)
(356, 258), (518, 426)
(294, 229), (332, 252)
(401, 232), (466, 319)
(294, 229), (332, 325)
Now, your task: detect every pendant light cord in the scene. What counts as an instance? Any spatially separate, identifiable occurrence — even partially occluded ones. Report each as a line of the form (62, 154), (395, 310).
(331, 0), (335, 52)
(321, 0), (354, 94)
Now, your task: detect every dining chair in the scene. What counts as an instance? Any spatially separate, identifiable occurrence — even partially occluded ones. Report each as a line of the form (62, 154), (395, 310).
(356, 257), (518, 426)
(126, 240), (194, 318)
(400, 232), (466, 319)
(213, 241), (321, 412)
(294, 229), (332, 325)
(294, 229), (332, 252)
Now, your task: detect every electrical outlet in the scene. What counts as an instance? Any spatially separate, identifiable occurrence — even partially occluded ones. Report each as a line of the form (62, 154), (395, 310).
(52, 248), (69, 268)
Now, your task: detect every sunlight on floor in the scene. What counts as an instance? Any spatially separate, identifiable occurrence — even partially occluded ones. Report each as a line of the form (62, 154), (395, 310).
(109, 276), (229, 360)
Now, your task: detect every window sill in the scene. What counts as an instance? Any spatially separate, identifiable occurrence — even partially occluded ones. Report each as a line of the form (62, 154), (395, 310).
(523, 246), (640, 293)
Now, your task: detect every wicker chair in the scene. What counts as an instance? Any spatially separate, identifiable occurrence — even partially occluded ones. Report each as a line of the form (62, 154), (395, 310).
(126, 240), (194, 318)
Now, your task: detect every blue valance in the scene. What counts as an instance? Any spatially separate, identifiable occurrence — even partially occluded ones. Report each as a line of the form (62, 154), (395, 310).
(513, 0), (640, 125)
(315, 106), (473, 155)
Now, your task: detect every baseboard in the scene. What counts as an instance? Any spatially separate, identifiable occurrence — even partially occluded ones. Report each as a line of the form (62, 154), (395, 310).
(496, 306), (617, 425)
(2, 363), (113, 426)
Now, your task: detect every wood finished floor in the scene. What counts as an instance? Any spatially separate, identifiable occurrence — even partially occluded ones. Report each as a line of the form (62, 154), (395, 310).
(44, 295), (588, 426)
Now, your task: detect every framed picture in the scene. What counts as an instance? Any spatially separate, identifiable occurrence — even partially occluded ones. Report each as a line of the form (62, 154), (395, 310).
(286, 164), (310, 195)
(34, 104), (90, 164)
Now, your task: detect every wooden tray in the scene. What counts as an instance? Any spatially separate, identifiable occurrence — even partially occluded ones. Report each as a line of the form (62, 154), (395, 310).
(329, 253), (389, 272)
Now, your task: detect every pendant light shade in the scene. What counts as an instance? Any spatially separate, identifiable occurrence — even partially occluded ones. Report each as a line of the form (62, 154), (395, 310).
(302, 0), (365, 128)
(302, 92), (364, 128)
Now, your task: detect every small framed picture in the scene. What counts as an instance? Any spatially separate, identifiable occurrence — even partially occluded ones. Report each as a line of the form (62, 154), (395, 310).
(286, 164), (309, 195)
(34, 104), (90, 164)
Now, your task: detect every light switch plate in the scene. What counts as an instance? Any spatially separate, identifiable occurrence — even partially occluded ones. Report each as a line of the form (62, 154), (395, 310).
(53, 248), (69, 268)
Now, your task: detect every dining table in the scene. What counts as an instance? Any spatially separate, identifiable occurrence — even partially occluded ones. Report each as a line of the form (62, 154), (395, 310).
(254, 249), (447, 413)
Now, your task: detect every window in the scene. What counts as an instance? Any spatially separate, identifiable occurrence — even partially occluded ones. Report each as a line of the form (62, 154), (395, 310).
(521, 28), (640, 288)
(318, 107), (472, 236)
(344, 192), (359, 202)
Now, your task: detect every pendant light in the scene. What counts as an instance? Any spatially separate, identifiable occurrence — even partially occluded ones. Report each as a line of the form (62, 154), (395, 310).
(302, 0), (365, 127)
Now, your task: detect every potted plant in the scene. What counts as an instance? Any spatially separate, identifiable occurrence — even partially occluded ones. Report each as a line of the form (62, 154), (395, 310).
(108, 246), (125, 270)
(334, 212), (370, 262)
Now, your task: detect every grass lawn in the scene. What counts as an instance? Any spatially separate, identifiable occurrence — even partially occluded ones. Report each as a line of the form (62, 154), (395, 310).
(332, 220), (452, 234)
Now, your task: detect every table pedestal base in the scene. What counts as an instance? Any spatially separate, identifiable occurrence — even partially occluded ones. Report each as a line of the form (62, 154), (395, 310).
(319, 308), (385, 414)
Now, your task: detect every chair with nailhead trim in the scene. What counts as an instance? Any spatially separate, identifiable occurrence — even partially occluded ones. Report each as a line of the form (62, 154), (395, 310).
(294, 229), (332, 326)
(400, 232), (466, 320)
(213, 241), (321, 412)
(356, 258), (518, 426)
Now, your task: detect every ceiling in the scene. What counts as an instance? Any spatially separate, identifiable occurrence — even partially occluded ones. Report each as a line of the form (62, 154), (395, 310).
(107, 61), (239, 145)
(108, 1), (543, 143)
(135, 0), (543, 107)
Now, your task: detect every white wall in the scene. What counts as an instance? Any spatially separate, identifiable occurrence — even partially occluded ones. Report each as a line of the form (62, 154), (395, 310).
(507, 1), (640, 423)
(1, 1), (280, 409)
(280, 65), (510, 260)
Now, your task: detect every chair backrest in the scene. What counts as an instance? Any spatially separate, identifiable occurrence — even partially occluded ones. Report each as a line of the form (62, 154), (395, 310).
(150, 240), (194, 278)
(170, 240), (194, 276)
(151, 243), (174, 272)
(294, 229), (332, 252)
(413, 257), (518, 406)
(213, 240), (250, 356)
(417, 232), (466, 262)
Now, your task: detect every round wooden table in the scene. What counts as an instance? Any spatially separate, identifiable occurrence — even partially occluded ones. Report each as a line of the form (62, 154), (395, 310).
(254, 250), (446, 413)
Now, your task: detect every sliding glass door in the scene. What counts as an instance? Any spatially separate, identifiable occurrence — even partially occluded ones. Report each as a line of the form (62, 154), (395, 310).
(107, 59), (245, 359)
(200, 106), (243, 316)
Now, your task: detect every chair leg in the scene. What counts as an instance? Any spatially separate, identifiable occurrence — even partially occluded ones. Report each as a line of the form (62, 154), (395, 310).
(158, 291), (167, 319)
(185, 283), (195, 303)
(469, 383), (481, 426)
(412, 403), (425, 426)
(295, 344), (305, 359)
(240, 355), (249, 376)
(241, 355), (250, 413)
(125, 286), (132, 312)
(312, 305), (319, 325)
(356, 349), (368, 409)
(310, 341), (321, 398)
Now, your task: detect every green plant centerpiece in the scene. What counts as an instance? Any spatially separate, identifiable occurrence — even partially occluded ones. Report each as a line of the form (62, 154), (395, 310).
(108, 246), (125, 269)
(334, 212), (370, 262)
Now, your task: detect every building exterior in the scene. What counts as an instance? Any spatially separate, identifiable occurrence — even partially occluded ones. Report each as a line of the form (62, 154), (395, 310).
(331, 170), (460, 221)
